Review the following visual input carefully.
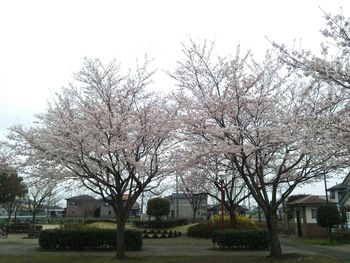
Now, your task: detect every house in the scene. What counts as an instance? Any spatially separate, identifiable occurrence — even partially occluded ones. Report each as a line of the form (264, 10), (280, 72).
(165, 193), (208, 221)
(66, 194), (140, 219)
(287, 195), (335, 238)
(66, 195), (100, 218)
(327, 173), (350, 228)
(100, 194), (140, 218)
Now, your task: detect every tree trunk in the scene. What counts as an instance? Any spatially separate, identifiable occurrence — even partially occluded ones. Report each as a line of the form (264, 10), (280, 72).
(6, 213), (11, 230)
(229, 209), (237, 228)
(192, 211), (196, 223)
(116, 219), (126, 259)
(329, 226), (333, 243)
(266, 211), (282, 258)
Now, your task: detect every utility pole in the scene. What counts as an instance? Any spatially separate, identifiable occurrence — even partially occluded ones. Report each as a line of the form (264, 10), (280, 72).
(324, 172), (329, 203)
(176, 172), (179, 219)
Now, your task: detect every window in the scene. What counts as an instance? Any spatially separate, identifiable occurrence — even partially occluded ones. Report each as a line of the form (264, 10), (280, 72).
(311, 209), (318, 219)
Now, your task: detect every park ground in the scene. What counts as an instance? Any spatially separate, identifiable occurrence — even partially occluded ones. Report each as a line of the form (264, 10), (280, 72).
(0, 231), (350, 263)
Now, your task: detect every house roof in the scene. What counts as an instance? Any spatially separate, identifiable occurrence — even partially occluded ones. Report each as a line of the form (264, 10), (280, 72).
(327, 183), (347, 191)
(66, 195), (97, 201)
(327, 173), (350, 191)
(165, 192), (208, 200)
(288, 195), (335, 205)
(102, 194), (130, 201)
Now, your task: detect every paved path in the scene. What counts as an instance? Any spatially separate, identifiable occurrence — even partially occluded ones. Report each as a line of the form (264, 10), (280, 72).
(280, 237), (350, 260)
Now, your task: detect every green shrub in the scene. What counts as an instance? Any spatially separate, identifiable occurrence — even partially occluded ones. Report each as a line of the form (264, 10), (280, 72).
(7, 224), (27, 233)
(147, 197), (170, 221)
(317, 205), (341, 228)
(333, 229), (350, 243)
(133, 219), (188, 229)
(212, 229), (269, 250)
(39, 229), (142, 251)
(187, 218), (257, 239)
(187, 222), (218, 238)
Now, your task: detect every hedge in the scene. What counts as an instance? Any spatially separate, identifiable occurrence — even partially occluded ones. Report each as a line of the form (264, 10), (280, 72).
(187, 222), (218, 238)
(133, 219), (188, 229)
(212, 229), (269, 250)
(5, 224), (42, 233)
(333, 229), (350, 243)
(39, 229), (142, 251)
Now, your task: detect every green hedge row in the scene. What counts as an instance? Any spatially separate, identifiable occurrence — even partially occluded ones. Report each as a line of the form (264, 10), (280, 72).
(334, 230), (350, 243)
(133, 219), (188, 229)
(187, 222), (218, 238)
(212, 229), (269, 250)
(39, 229), (142, 251)
(5, 224), (42, 233)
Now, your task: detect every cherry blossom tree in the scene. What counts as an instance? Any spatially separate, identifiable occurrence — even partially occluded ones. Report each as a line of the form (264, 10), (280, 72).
(178, 154), (249, 226)
(178, 171), (208, 222)
(197, 156), (250, 226)
(26, 179), (55, 224)
(171, 40), (341, 257)
(272, 10), (350, 163)
(8, 58), (177, 259)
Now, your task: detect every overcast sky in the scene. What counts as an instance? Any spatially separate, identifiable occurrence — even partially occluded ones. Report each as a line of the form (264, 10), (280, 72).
(1, 0), (349, 196)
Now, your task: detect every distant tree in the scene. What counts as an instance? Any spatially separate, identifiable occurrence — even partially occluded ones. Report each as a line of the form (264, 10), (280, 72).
(178, 172), (208, 223)
(146, 197), (170, 221)
(0, 161), (27, 228)
(317, 205), (341, 242)
(181, 155), (250, 226)
(26, 181), (54, 224)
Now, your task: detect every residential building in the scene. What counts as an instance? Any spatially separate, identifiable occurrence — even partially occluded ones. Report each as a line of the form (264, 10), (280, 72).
(100, 194), (140, 218)
(65, 195), (100, 218)
(287, 195), (334, 238)
(165, 193), (208, 221)
(65, 194), (140, 219)
(327, 173), (350, 228)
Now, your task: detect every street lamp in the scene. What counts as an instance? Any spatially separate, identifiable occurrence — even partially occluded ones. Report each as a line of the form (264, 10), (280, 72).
(218, 173), (225, 229)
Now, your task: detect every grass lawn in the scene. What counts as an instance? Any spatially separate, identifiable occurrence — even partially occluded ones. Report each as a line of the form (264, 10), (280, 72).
(293, 237), (350, 246)
(0, 255), (346, 263)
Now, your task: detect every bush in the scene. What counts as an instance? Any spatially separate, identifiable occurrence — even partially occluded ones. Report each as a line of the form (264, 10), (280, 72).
(212, 229), (269, 250)
(187, 222), (218, 238)
(146, 197), (170, 221)
(333, 229), (350, 243)
(39, 229), (142, 251)
(133, 219), (188, 229)
(317, 205), (341, 228)
(7, 224), (27, 233)
(188, 216), (257, 239)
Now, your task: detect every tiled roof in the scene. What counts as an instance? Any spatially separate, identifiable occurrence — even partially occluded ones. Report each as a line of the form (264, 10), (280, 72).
(288, 195), (335, 205)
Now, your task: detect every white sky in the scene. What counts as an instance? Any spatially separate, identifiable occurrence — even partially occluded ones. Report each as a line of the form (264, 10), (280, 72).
(0, 0), (349, 197)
